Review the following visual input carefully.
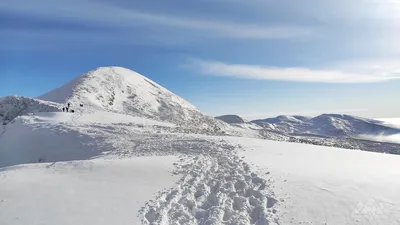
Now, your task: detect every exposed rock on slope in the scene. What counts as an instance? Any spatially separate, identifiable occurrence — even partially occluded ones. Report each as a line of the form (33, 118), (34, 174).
(0, 96), (60, 125)
(215, 115), (247, 124)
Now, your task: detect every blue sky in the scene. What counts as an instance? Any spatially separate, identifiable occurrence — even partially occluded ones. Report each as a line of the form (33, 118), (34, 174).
(1, 0), (400, 119)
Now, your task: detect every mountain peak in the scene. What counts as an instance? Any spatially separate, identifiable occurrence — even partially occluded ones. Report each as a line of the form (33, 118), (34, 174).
(36, 67), (229, 132)
(39, 66), (197, 112)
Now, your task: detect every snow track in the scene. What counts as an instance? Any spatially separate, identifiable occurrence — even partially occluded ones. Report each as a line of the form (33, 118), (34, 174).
(141, 143), (279, 225)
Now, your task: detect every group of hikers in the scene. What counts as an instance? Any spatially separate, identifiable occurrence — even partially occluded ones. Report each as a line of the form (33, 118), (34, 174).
(62, 102), (83, 113)
(62, 102), (72, 113)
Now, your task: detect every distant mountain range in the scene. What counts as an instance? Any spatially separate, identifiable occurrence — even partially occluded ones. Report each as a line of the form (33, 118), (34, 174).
(215, 114), (400, 138)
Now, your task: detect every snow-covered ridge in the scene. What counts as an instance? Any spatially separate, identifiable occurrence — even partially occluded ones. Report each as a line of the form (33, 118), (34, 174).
(252, 113), (400, 138)
(0, 95), (60, 125)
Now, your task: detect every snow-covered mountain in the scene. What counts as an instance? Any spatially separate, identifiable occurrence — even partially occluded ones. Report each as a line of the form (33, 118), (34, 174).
(0, 96), (60, 125)
(252, 114), (400, 138)
(38, 66), (225, 132)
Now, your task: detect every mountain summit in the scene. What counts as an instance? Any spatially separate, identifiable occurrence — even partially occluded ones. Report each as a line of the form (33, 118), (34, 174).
(39, 67), (196, 114)
(39, 67), (221, 129)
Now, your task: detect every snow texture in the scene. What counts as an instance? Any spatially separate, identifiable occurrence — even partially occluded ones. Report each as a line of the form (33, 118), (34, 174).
(0, 157), (179, 225)
(234, 137), (400, 225)
(141, 142), (279, 225)
(0, 111), (280, 225)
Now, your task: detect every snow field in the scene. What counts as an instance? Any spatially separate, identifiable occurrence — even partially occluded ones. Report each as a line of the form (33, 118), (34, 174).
(0, 157), (179, 225)
(231, 137), (400, 225)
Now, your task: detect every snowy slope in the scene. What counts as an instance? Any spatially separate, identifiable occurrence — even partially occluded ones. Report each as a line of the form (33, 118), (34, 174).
(230, 137), (400, 225)
(38, 67), (225, 133)
(0, 111), (177, 168)
(0, 111), (281, 224)
(253, 114), (400, 138)
(0, 157), (179, 225)
(1, 102), (400, 224)
(1, 110), (400, 225)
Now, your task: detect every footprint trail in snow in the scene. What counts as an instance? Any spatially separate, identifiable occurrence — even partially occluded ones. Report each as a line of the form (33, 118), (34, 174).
(141, 142), (279, 225)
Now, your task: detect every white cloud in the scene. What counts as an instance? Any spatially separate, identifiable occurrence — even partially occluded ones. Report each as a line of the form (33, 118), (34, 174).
(358, 134), (400, 144)
(186, 59), (400, 83)
(123, 12), (313, 39)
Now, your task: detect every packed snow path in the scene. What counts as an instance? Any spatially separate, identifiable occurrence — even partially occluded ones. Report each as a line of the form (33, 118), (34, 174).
(141, 144), (279, 225)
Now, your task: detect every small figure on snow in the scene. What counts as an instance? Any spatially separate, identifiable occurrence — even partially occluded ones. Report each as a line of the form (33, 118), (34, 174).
(67, 102), (71, 108)
(62, 107), (65, 112)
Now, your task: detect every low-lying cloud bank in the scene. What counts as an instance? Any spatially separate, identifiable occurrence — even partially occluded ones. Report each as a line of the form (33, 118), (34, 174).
(357, 134), (400, 144)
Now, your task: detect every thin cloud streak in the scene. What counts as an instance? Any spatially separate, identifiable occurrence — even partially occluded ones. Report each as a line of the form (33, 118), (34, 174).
(0, 0), (313, 39)
(120, 11), (314, 39)
(187, 59), (400, 83)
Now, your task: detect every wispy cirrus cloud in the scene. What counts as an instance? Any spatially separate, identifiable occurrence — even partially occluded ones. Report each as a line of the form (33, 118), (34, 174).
(0, 0), (313, 40)
(186, 59), (400, 83)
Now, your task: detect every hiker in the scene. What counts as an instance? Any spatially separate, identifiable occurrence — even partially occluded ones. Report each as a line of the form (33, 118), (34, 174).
(62, 108), (65, 112)
(67, 102), (71, 108)
(66, 107), (69, 112)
